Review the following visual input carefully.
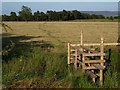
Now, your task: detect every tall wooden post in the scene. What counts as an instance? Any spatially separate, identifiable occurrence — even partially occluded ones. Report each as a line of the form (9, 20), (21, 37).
(80, 30), (83, 48)
(75, 49), (78, 69)
(100, 37), (104, 86)
(80, 31), (85, 72)
(68, 43), (70, 64)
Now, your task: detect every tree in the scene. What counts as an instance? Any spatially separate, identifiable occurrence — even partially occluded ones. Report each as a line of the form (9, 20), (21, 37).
(61, 10), (70, 21)
(34, 11), (40, 21)
(18, 5), (32, 21)
(72, 10), (81, 19)
(46, 11), (59, 21)
(109, 16), (114, 21)
(2, 15), (10, 21)
(10, 12), (18, 21)
(40, 12), (47, 21)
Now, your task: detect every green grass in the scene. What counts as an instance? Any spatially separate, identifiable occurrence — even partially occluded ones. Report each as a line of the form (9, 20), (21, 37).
(2, 45), (68, 88)
(2, 44), (119, 88)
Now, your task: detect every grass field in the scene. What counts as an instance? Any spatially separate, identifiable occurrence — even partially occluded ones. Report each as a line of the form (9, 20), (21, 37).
(2, 22), (119, 88)
(3, 22), (118, 43)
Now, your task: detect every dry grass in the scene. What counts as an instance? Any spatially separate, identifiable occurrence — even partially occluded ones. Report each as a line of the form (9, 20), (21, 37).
(3, 22), (118, 45)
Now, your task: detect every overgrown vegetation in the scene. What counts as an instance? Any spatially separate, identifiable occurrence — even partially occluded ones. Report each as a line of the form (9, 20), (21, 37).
(2, 41), (119, 88)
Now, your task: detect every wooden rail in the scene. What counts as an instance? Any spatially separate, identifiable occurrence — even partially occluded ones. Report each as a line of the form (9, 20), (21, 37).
(70, 43), (120, 47)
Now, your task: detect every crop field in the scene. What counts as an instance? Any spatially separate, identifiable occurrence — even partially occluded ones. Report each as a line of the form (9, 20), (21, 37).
(3, 22), (118, 44)
(2, 22), (119, 88)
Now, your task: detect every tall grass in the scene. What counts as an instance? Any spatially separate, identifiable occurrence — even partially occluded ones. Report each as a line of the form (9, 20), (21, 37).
(2, 46), (68, 87)
(2, 45), (119, 88)
(104, 49), (119, 88)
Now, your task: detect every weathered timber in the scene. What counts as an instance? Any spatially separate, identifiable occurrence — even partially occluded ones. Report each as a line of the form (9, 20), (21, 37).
(68, 43), (70, 64)
(100, 37), (104, 86)
(83, 53), (105, 56)
(84, 66), (100, 70)
(86, 71), (97, 78)
(92, 64), (105, 70)
(70, 43), (120, 47)
(84, 60), (105, 63)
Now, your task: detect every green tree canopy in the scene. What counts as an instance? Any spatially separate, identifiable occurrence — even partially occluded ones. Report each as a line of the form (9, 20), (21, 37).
(10, 12), (18, 21)
(18, 5), (32, 21)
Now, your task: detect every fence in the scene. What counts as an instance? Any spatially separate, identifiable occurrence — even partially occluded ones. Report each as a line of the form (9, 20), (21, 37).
(67, 31), (120, 86)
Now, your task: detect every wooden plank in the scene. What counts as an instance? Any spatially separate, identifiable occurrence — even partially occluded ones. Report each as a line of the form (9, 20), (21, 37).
(84, 66), (99, 70)
(86, 71), (97, 78)
(83, 53), (105, 56)
(84, 65), (105, 70)
(84, 60), (105, 63)
(70, 43), (100, 46)
(70, 44), (81, 46)
(92, 64), (105, 70)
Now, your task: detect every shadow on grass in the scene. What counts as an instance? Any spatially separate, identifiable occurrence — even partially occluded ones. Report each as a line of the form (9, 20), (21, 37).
(2, 33), (54, 61)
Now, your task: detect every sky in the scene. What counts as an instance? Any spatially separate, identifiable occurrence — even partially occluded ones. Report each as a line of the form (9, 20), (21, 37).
(2, 2), (119, 15)
(1, 0), (120, 2)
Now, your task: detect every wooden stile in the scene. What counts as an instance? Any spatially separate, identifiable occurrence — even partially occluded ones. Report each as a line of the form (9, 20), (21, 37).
(67, 31), (120, 86)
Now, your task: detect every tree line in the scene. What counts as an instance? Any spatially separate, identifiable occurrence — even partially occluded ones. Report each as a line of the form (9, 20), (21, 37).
(2, 5), (119, 21)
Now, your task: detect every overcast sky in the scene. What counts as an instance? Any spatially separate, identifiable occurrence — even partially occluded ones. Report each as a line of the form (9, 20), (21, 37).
(2, 2), (118, 15)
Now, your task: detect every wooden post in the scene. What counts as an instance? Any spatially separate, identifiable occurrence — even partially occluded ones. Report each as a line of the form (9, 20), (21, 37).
(80, 31), (83, 44)
(80, 30), (83, 52)
(92, 70), (95, 83)
(82, 54), (85, 72)
(78, 54), (81, 68)
(100, 37), (104, 86)
(68, 43), (70, 64)
(88, 50), (91, 66)
(75, 49), (78, 69)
